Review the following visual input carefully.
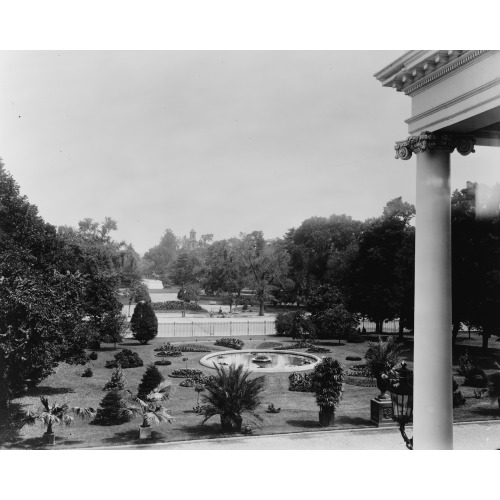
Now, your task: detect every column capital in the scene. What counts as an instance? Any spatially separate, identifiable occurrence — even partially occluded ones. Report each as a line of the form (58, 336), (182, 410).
(394, 131), (476, 160)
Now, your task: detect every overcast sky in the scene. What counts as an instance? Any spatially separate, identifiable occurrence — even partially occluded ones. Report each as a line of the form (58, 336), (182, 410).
(1, 50), (499, 254)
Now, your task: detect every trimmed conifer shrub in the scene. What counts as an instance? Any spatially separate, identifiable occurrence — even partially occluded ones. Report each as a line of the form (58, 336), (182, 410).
(105, 349), (143, 369)
(130, 301), (158, 345)
(137, 364), (165, 401)
(93, 390), (132, 426)
(103, 365), (126, 390)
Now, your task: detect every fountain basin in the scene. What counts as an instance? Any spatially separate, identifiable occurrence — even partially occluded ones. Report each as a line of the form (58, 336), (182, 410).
(200, 349), (321, 373)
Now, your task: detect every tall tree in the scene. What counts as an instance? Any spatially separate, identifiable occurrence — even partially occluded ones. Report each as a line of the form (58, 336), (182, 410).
(347, 197), (415, 333)
(235, 232), (289, 316)
(143, 228), (179, 284)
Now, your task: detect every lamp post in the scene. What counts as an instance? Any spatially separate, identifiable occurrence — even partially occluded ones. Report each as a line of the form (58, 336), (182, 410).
(390, 362), (414, 450)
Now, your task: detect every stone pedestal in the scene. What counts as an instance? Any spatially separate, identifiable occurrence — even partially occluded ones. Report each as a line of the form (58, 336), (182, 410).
(370, 398), (393, 427)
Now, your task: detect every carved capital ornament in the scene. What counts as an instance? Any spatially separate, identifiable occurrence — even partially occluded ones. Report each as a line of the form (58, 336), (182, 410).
(394, 131), (476, 160)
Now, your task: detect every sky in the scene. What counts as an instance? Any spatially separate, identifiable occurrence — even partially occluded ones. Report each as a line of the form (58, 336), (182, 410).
(1, 50), (499, 255)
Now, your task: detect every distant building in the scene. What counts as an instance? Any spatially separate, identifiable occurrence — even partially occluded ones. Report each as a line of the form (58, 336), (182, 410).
(141, 279), (163, 290)
(187, 229), (197, 251)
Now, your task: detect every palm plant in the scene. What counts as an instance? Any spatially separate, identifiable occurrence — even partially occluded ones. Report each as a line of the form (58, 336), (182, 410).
(20, 396), (96, 445)
(122, 381), (174, 437)
(364, 336), (406, 399)
(201, 363), (265, 432)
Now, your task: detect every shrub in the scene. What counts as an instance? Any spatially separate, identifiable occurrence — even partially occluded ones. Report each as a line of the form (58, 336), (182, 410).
(346, 356), (362, 361)
(170, 369), (203, 379)
(93, 390), (132, 426)
(103, 366), (126, 391)
(463, 367), (488, 388)
(214, 338), (244, 350)
(154, 360), (172, 366)
(274, 341), (314, 350)
(347, 332), (365, 343)
(130, 301), (158, 345)
(137, 364), (165, 401)
(133, 282), (151, 303)
(89, 351), (98, 361)
(288, 372), (313, 392)
(310, 357), (345, 410)
(178, 344), (211, 352)
(105, 349), (143, 369)
(81, 367), (93, 378)
(457, 350), (474, 376)
(180, 378), (196, 387)
(88, 340), (101, 350)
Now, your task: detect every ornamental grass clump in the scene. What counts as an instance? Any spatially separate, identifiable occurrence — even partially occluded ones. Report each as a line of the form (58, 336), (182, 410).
(201, 364), (265, 433)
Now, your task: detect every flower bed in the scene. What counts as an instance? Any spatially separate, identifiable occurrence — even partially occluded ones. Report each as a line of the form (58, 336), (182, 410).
(307, 346), (331, 353)
(169, 368), (203, 379)
(214, 338), (244, 350)
(288, 372), (313, 392)
(151, 301), (204, 311)
(274, 341), (314, 350)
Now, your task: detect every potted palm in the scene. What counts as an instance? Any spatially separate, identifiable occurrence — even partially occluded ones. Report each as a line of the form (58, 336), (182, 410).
(364, 336), (405, 399)
(20, 397), (96, 445)
(201, 363), (265, 433)
(123, 381), (174, 439)
(310, 357), (345, 427)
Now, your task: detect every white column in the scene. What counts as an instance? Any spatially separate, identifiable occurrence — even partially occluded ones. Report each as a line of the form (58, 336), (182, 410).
(414, 149), (453, 449)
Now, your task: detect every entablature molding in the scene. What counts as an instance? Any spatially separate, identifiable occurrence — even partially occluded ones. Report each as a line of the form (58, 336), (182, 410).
(394, 132), (476, 160)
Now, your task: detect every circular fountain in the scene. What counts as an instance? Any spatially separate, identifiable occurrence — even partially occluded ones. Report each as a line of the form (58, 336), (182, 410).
(200, 349), (321, 373)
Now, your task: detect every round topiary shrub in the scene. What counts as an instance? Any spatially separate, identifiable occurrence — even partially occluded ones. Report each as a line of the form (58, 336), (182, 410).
(89, 351), (98, 361)
(81, 367), (93, 377)
(130, 301), (158, 345)
(105, 349), (143, 369)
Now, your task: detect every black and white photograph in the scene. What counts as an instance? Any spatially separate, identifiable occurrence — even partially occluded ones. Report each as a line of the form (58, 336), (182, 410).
(0, 4), (499, 498)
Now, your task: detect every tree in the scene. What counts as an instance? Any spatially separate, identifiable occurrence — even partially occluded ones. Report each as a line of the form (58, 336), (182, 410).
(347, 198), (415, 333)
(93, 390), (132, 425)
(236, 232), (290, 316)
(452, 182), (500, 349)
(137, 364), (165, 401)
(103, 366), (126, 391)
(143, 229), (179, 283)
(130, 301), (158, 344)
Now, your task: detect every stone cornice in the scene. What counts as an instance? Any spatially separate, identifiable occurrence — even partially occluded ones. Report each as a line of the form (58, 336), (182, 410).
(394, 132), (476, 160)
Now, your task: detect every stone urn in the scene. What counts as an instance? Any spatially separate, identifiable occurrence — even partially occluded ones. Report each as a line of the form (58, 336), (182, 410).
(318, 407), (335, 427)
(376, 373), (391, 400)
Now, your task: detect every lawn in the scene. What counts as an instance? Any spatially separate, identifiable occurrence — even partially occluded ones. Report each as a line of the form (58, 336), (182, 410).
(1, 333), (499, 449)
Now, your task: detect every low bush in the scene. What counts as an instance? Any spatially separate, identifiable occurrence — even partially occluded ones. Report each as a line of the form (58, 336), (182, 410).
(151, 301), (204, 311)
(180, 378), (196, 387)
(274, 341), (314, 350)
(464, 367), (488, 388)
(344, 376), (377, 387)
(346, 356), (362, 361)
(214, 338), (244, 350)
(179, 344), (211, 352)
(457, 350), (474, 376)
(288, 372), (313, 392)
(105, 349), (143, 369)
(88, 340), (101, 350)
(81, 367), (93, 377)
(170, 368), (203, 379)
(154, 360), (172, 366)
(89, 351), (98, 361)
(453, 378), (466, 408)
(347, 332), (365, 343)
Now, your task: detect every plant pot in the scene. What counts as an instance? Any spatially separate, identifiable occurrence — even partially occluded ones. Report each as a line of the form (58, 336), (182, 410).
(139, 425), (152, 439)
(43, 432), (56, 446)
(319, 408), (335, 427)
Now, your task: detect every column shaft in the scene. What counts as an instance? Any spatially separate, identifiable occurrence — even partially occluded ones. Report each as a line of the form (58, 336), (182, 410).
(414, 149), (453, 449)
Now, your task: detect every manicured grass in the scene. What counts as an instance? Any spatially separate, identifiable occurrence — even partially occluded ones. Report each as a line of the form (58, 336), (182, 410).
(1, 333), (499, 449)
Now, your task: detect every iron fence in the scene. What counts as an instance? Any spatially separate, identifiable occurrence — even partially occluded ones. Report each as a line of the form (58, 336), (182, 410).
(150, 320), (276, 338)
